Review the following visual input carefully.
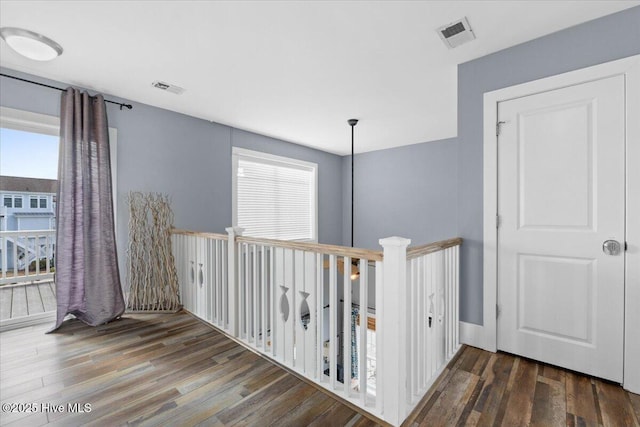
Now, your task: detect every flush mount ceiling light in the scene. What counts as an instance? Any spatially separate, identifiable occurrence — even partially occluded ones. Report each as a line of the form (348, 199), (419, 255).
(0, 27), (63, 61)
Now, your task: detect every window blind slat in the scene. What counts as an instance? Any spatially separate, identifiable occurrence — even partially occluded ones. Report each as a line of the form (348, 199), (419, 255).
(235, 153), (316, 241)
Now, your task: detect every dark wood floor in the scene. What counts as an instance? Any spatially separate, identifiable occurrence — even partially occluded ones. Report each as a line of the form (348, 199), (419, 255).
(0, 311), (638, 427)
(406, 344), (640, 427)
(0, 311), (375, 427)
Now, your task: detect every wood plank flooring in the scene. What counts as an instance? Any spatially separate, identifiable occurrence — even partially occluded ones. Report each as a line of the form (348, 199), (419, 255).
(0, 282), (56, 321)
(0, 311), (375, 426)
(405, 345), (640, 427)
(1, 311), (638, 426)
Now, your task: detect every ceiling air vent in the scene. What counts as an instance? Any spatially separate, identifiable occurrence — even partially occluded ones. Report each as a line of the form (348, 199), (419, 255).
(151, 81), (185, 95)
(437, 17), (475, 49)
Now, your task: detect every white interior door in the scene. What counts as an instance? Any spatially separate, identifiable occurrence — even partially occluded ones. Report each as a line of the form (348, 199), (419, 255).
(497, 74), (625, 382)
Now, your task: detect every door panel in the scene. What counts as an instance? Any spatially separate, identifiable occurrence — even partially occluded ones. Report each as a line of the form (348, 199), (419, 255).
(517, 254), (594, 344)
(518, 100), (594, 229)
(497, 75), (625, 382)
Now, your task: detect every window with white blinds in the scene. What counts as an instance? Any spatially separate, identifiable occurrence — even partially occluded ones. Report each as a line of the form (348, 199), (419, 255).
(232, 147), (318, 241)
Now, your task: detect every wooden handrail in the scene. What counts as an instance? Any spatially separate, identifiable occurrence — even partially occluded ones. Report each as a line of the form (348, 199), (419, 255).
(406, 237), (462, 260)
(171, 228), (459, 262)
(236, 236), (384, 261)
(0, 229), (55, 237)
(171, 228), (228, 240)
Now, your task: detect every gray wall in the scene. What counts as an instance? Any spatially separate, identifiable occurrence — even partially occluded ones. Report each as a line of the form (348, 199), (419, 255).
(0, 68), (344, 289)
(342, 6), (640, 325)
(457, 6), (640, 324)
(2, 5), (638, 321)
(342, 138), (458, 250)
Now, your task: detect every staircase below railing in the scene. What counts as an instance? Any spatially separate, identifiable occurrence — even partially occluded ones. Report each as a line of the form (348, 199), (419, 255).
(171, 228), (461, 426)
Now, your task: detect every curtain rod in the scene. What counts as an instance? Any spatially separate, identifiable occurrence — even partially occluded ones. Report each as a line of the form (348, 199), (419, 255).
(0, 73), (133, 110)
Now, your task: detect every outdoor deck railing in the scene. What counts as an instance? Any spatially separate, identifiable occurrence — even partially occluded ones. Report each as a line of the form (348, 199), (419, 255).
(0, 230), (56, 285)
(171, 228), (461, 426)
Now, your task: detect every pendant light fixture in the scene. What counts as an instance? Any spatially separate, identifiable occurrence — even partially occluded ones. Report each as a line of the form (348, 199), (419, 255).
(0, 27), (63, 61)
(348, 119), (358, 247)
(348, 119), (360, 280)
(322, 119), (360, 280)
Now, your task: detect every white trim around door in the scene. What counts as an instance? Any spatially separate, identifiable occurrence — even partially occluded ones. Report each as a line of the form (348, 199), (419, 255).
(482, 54), (640, 393)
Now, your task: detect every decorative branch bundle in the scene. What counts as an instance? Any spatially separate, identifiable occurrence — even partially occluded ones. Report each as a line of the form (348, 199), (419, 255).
(126, 192), (181, 311)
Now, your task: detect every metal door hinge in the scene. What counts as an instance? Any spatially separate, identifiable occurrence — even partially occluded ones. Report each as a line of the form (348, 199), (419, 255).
(625, 241), (628, 251)
(496, 214), (501, 228)
(496, 121), (506, 137)
(496, 304), (501, 318)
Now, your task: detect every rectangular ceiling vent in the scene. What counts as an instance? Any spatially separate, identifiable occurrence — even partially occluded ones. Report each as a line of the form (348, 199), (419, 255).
(437, 17), (475, 49)
(151, 81), (185, 95)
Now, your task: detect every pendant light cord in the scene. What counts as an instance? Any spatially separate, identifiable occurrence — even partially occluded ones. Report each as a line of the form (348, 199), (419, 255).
(348, 118), (358, 248)
(351, 123), (355, 248)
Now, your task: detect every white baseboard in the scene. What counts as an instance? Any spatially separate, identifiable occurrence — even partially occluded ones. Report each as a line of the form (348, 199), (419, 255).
(459, 321), (492, 351)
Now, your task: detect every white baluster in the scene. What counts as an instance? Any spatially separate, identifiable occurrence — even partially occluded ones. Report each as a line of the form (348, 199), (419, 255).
(304, 251), (316, 376)
(252, 244), (258, 345)
(329, 254), (337, 389)
(283, 248), (295, 366)
(294, 249), (305, 369)
(421, 256), (428, 394)
(270, 246), (277, 356)
(221, 239), (228, 330)
(358, 257), (368, 406)
(1, 236), (6, 281)
(343, 256), (352, 398)
(261, 246), (268, 351)
(450, 248), (454, 356)
(453, 248), (458, 353)
(375, 259), (383, 415)
(212, 239), (217, 324)
(225, 227), (244, 337)
(316, 253), (324, 381)
(411, 257), (419, 395)
(274, 247), (285, 360)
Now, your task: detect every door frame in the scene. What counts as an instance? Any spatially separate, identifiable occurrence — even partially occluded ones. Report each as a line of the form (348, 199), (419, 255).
(481, 54), (640, 393)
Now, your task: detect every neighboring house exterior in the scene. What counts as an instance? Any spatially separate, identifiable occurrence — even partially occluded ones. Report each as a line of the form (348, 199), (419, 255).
(0, 175), (57, 271)
(0, 175), (56, 231)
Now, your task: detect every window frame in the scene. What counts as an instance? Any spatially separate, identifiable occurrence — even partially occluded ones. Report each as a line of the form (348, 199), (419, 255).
(232, 147), (318, 242)
(2, 195), (27, 208)
(0, 106), (118, 224)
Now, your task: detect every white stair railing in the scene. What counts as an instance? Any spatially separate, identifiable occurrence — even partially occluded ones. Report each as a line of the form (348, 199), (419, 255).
(405, 238), (462, 417)
(171, 228), (461, 426)
(171, 230), (228, 328)
(232, 233), (383, 412)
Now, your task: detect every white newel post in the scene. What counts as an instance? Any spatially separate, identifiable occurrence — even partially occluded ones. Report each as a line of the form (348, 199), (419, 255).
(226, 227), (244, 337)
(379, 236), (411, 426)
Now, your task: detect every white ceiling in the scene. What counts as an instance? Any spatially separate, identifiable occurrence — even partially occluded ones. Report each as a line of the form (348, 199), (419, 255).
(1, 1), (638, 155)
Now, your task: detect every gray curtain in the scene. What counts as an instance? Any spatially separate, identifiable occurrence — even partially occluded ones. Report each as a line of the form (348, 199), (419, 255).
(50, 88), (124, 331)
